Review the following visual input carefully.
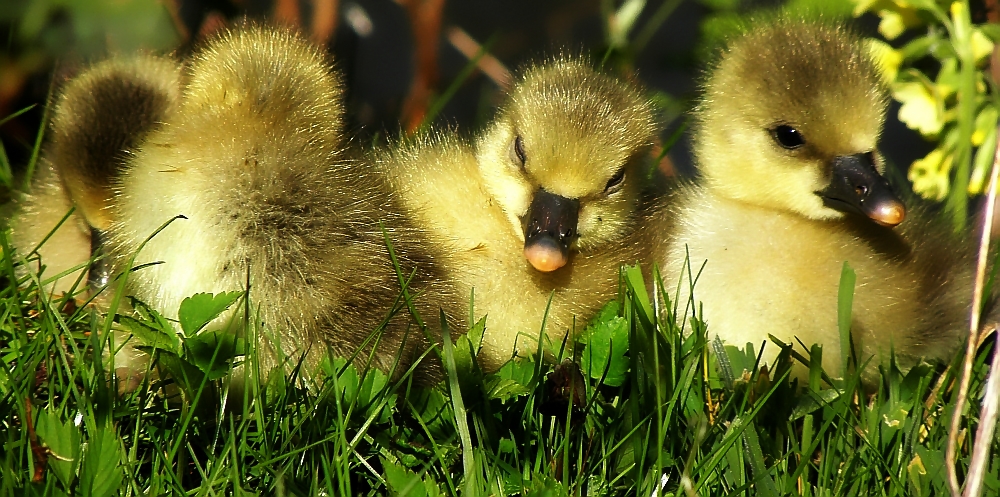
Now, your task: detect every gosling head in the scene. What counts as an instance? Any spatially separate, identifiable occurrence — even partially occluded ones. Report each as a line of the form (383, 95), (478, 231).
(696, 18), (905, 227)
(182, 25), (345, 138)
(476, 57), (656, 272)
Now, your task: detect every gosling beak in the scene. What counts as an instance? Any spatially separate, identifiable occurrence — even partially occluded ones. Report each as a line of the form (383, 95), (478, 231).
(523, 189), (580, 272)
(818, 152), (905, 227)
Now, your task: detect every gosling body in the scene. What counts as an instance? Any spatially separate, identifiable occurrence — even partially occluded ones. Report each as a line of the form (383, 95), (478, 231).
(107, 26), (453, 380)
(9, 55), (182, 295)
(652, 19), (970, 377)
(380, 59), (656, 370)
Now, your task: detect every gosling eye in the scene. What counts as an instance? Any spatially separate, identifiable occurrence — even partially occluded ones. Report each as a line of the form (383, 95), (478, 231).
(604, 168), (626, 193)
(770, 124), (805, 149)
(510, 135), (527, 168)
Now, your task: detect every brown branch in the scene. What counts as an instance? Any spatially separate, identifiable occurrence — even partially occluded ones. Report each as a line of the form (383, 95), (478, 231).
(274, 0), (302, 28)
(949, 2), (1000, 490)
(965, 327), (1000, 496)
(398, 0), (445, 133)
(985, 0), (999, 22)
(948, 121), (1000, 497)
(445, 26), (512, 90)
(197, 11), (229, 40)
(310, 0), (339, 45)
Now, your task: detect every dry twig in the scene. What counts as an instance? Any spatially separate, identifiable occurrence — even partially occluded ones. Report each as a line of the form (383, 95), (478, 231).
(310, 0), (340, 45)
(398, 0), (446, 133)
(446, 26), (512, 90)
(947, 122), (1000, 497)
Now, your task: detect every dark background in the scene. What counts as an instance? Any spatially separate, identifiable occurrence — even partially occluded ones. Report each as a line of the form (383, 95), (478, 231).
(0, 0), (934, 195)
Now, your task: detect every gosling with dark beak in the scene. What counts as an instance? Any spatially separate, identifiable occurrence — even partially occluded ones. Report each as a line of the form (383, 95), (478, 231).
(644, 17), (973, 381)
(818, 152), (905, 227)
(378, 56), (657, 370)
(522, 189), (580, 272)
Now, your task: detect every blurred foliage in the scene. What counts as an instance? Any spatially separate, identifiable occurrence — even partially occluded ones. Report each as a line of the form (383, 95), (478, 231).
(5, 0), (994, 223)
(0, 0), (179, 59)
(695, 0), (856, 61)
(856, 0), (999, 231)
(0, 0), (181, 195)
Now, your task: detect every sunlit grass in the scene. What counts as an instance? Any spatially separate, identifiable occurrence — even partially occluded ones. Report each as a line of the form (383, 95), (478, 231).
(1, 7), (997, 491)
(0, 229), (996, 495)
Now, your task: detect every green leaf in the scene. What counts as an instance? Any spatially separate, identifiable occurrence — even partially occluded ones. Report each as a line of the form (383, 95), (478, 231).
(357, 368), (393, 421)
(790, 388), (843, 420)
(178, 291), (243, 337)
(980, 23), (1000, 43)
(898, 33), (938, 61)
(183, 329), (243, 379)
(128, 296), (174, 331)
(485, 376), (532, 402)
(742, 420), (779, 497)
(466, 314), (486, 351)
(155, 350), (206, 395)
(452, 316), (486, 404)
(969, 114), (998, 193)
(914, 445), (946, 482)
(34, 409), (80, 488)
(580, 303), (629, 386)
(383, 456), (437, 497)
(0, 134), (13, 190)
(337, 358), (361, 399)
(907, 454), (928, 497)
(79, 426), (123, 497)
(485, 358), (535, 401)
(718, 342), (758, 386)
(409, 387), (453, 437)
(117, 314), (180, 353)
(905, 0), (946, 16)
(698, 0), (740, 10)
(623, 265), (654, 330)
(525, 473), (570, 497)
(579, 300), (620, 340)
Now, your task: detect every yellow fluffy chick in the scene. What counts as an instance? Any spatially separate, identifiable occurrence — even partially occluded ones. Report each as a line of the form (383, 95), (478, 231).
(9, 55), (182, 295)
(379, 58), (657, 370)
(106, 26), (453, 381)
(649, 18), (972, 378)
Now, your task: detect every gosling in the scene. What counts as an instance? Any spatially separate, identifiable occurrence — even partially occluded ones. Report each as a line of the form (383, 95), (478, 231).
(647, 18), (973, 379)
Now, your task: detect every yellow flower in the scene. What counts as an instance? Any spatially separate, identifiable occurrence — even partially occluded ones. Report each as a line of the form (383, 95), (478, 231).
(851, 0), (926, 39)
(893, 81), (943, 136)
(909, 148), (953, 200)
(972, 29), (995, 64)
(867, 38), (903, 83)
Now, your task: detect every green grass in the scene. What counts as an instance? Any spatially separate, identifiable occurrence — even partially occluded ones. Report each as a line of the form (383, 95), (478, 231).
(1, 228), (998, 496)
(2, 2), (997, 493)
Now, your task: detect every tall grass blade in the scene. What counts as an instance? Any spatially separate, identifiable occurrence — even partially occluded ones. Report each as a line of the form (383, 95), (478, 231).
(419, 35), (497, 133)
(837, 261), (856, 375)
(22, 84), (52, 191)
(440, 310), (475, 494)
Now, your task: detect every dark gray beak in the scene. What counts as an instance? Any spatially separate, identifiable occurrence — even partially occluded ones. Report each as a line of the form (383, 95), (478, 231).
(818, 152), (905, 227)
(522, 189), (580, 272)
